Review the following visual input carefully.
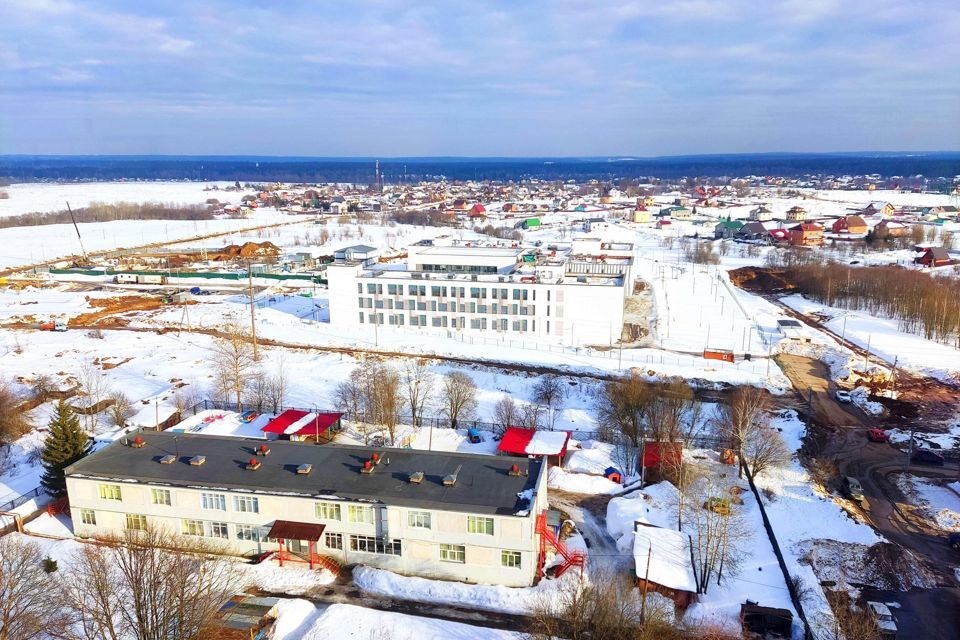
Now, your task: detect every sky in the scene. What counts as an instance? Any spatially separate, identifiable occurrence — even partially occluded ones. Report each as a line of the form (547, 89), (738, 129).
(1, 0), (959, 157)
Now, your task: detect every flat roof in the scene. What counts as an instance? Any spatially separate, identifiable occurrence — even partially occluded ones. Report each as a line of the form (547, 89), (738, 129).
(414, 246), (523, 258)
(65, 432), (542, 516)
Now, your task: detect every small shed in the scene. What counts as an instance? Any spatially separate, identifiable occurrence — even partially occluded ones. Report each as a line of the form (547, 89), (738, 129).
(740, 602), (793, 637)
(497, 427), (570, 465)
(915, 246), (952, 267)
(633, 523), (697, 611)
(261, 410), (342, 443)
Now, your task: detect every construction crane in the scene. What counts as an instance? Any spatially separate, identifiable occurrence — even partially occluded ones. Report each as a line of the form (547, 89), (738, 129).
(65, 201), (91, 266)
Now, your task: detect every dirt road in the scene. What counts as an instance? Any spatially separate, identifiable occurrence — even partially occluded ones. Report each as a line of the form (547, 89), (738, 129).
(779, 353), (960, 640)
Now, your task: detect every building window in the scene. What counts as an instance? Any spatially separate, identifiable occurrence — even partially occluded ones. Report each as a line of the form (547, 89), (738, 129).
(467, 516), (494, 536)
(151, 488), (171, 506)
(315, 502), (341, 521)
(80, 509), (96, 526)
(233, 495), (259, 513)
(324, 532), (343, 550)
(125, 514), (147, 531)
(440, 544), (466, 563)
(209, 522), (229, 539)
(182, 519), (205, 537)
(348, 505), (375, 524)
(349, 535), (401, 555)
(407, 511), (431, 529)
(202, 493), (226, 511)
(502, 550), (522, 568)
(236, 524), (260, 542)
(98, 484), (122, 501)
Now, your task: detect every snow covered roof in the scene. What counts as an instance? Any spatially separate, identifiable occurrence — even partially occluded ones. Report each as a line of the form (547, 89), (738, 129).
(497, 427), (570, 457)
(633, 524), (697, 593)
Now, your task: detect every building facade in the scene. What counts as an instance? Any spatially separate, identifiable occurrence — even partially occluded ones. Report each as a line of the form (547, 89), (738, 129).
(65, 433), (549, 587)
(326, 243), (630, 346)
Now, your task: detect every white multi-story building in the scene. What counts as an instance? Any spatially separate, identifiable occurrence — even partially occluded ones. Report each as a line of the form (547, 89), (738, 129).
(65, 432), (550, 587)
(327, 242), (632, 346)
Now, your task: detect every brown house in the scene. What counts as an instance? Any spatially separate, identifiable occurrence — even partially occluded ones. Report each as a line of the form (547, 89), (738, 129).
(789, 223), (824, 247)
(633, 523), (697, 611)
(875, 220), (907, 237)
(915, 246), (953, 268)
(831, 215), (868, 234)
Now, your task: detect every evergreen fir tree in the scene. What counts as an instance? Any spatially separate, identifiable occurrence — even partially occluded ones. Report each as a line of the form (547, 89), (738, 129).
(40, 401), (90, 497)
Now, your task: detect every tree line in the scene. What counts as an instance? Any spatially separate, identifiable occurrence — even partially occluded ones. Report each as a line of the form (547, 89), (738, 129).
(0, 201), (215, 230)
(783, 261), (960, 346)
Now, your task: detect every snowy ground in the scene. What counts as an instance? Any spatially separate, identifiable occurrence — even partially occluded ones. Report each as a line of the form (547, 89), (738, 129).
(783, 294), (960, 384)
(893, 474), (960, 532)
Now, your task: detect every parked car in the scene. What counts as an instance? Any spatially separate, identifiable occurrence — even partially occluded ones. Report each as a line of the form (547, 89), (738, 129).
(866, 601), (898, 638)
(911, 449), (945, 466)
(835, 389), (852, 403)
(867, 429), (889, 443)
(947, 532), (960, 552)
(466, 427), (483, 444)
(844, 476), (865, 502)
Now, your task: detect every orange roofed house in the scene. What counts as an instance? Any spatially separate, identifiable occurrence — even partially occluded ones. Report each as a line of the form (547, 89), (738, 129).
(789, 223), (824, 247)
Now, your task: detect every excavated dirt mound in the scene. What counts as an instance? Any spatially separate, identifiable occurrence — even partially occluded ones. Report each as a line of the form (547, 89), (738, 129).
(728, 266), (797, 293)
(219, 241), (281, 259)
(71, 296), (166, 327)
(799, 539), (937, 591)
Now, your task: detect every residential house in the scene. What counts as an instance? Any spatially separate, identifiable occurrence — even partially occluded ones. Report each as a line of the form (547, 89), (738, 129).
(467, 204), (488, 220)
(915, 246), (952, 267)
(749, 205), (773, 222)
(785, 206), (807, 222)
(736, 221), (770, 242)
(789, 223), (824, 247)
(714, 220), (744, 239)
(633, 523), (697, 611)
(630, 206), (652, 224)
(863, 201), (895, 217)
(875, 220), (907, 238)
(831, 215), (868, 235)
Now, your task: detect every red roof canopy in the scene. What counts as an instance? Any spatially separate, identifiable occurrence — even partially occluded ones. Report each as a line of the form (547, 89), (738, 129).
(261, 409), (310, 434)
(293, 413), (342, 437)
(497, 427), (570, 457)
(267, 520), (326, 542)
(641, 441), (683, 469)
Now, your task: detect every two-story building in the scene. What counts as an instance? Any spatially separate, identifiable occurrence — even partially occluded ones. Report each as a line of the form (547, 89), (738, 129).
(65, 432), (550, 587)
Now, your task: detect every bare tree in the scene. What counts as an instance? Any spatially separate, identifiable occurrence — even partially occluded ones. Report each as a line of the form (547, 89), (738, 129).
(519, 402), (542, 431)
(265, 355), (288, 413)
(818, 591), (884, 640)
(441, 371), (477, 429)
(532, 375), (566, 430)
(742, 425), (791, 478)
(680, 475), (751, 594)
(714, 386), (769, 478)
(0, 380), (32, 446)
(76, 360), (108, 433)
(493, 395), (518, 436)
(401, 359), (434, 429)
(107, 392), (136, 429)
(62, 526), (236, 640)
(211, 322), (256, 409)
(594, 373), (655, 448)
(374, 365), (402, 446)
(0, 536), (70, 640)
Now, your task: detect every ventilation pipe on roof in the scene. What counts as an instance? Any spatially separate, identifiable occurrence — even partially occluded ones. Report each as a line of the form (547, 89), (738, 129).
(409, 471), (424, 484)
(443, 464), (462, 487)
(297, 464), (312, 475)
(508, 463), (523, 477)
(131, 436), (145, 449)
(258, 444), (271, 456)
(246, 458), (261, 470)
(361, 459), (375, 474)
(189, 456), (206, 466)
(159, 455), (175, 465)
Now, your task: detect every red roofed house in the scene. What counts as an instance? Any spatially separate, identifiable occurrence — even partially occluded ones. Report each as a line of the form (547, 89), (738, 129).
(831, 215), (868, 235)
(498, 427), (571, 466)
(915, 246), (953, 268)
(789, 223), (824, 247)
(452, 198), (468, 210)
(261, 409), (343, 443)
(640, 440), (683, 483)
(468, 203), (487, 219)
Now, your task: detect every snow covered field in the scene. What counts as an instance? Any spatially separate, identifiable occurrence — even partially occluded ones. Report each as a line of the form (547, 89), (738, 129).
(0, 181), (242, 217)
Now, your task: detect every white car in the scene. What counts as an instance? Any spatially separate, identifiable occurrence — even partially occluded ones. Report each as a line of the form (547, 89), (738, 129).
(867, 601), (897, 638)
(835, 389), (852, 403)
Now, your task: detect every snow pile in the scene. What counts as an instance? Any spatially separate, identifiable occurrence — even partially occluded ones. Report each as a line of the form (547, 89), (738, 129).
(893, 474), (960, 532)
(548, 466), (624, 495)
(851, 386), (884, 416)
(606, 482), (679, 550)
(565, 440), (617, 475)
(236, 562), (335, 595)
(271, 600), (522, 640)
(797, 540), (937, 591)
(526, 430), (570, 455)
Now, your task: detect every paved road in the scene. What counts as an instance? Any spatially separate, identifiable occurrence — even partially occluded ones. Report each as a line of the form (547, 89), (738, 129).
(779, 353), (960, 640)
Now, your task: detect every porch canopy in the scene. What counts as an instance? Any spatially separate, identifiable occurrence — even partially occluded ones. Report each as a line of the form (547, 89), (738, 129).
(498, 427), (570, 458)
(292, 412), (342, 438)
(262, 410), (343, 438)
(267, 520), (326, 542)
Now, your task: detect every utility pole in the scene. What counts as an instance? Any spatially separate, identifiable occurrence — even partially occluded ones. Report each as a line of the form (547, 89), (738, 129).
(863, 334), (871, 371)
(905, 425), (914, 471)
(247, 261), (259, 360)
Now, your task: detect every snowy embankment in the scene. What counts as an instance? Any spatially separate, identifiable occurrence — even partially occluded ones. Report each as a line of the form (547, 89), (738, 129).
(353, 532), (587, 616)
(781, 293), (960, 384)
(271, 599), (522, 640)
(894, 474), (960, 532)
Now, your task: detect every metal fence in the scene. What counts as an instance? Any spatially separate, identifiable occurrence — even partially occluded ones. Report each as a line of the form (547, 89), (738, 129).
(0, 486), (44, 513)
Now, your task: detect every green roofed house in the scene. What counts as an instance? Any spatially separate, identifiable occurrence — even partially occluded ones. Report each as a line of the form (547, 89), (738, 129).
(714, 219), (744, 239)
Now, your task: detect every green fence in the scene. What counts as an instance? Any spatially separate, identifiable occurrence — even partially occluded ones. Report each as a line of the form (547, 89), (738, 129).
(50, 268), (325, 285)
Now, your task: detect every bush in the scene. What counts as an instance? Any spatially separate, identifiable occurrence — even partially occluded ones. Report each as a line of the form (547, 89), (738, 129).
(42, 557), (57, 573)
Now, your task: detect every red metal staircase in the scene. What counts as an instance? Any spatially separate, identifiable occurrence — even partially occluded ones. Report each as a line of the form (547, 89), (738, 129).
(536, 510), (585, 579)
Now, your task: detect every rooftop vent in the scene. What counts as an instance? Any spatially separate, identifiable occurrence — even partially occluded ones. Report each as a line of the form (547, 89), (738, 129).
(409, 471), (424, 484)
(246, 458), (261, 470)
(371, 452), (381, 464)
(257, 444), (271, 456)
(189, 455), (206, 466)
(508, 463), (523, 477)
(159, 454), (175, 465)
(443, 464), (462, 487)
(296, 463), (312, 475)
(360, 459), (375, 474)
(131, 436), (145, 449)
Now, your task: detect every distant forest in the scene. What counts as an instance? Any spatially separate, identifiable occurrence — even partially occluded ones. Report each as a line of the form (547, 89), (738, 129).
(1, 154), (959, 183)
(0, 202), (214, 229)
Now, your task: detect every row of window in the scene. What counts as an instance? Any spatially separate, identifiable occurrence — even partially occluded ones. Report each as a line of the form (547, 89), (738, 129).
(359, 297), (537, 316)
(366, 313), (533, 333)
(364, 284), (537, 300)
(96, 484), (261, 514)
(79, 511), (520, 568)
